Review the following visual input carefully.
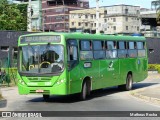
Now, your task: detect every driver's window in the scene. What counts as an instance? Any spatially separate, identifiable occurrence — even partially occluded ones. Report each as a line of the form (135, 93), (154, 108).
(67, 40), (78, 70)
(68, 46), (78, 61)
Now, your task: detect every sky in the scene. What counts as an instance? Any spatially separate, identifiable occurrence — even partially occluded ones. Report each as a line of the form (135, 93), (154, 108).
(89, 0), (153, 9)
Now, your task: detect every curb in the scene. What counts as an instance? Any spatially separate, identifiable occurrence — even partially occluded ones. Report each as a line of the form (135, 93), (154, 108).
(130, 84), (160, 105)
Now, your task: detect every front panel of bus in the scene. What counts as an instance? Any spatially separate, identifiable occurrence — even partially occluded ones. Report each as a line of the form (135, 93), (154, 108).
(17, 35), (69, 95)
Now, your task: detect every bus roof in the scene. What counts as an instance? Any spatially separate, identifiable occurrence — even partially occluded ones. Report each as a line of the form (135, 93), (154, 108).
(19, 32), (146, 41)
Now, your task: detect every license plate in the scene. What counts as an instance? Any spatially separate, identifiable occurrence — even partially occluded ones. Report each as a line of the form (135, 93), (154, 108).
(36, 90), (44, 93)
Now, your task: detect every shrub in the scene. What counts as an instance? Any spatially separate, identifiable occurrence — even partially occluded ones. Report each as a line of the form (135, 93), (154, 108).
(148, 64), (160, 73)
(1, 68), (18, 85)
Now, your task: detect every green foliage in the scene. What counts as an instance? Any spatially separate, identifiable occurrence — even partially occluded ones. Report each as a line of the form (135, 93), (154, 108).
(1, 68), (17, 85)
(0, 0), (27, 31)
(148, 64), (160, 73)
(0, 93), (2, 99)
(156, 5), (160, 25)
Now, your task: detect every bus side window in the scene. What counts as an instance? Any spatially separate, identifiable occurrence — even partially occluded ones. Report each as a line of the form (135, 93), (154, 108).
(106, 41), (117, 59)
(137, 42), (146, 57)
(67, 40), (78, 70)
(80, 40), (93, 60)
(117, 41), (127, 58)
(93, 41), (105, 59)
(128, 42), (137, 58)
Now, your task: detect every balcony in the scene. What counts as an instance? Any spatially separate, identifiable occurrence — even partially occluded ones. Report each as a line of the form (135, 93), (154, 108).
(47, 0), (78, 6)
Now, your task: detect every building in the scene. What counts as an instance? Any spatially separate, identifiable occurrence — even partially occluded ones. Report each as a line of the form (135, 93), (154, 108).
(0, 31), (31, 67)
(70, 7), (105, 33)
(7, 0), (42, 32)
(42, 0), (89, 32)
(29, 0), (42, 31)
(70, 4), (141, 34)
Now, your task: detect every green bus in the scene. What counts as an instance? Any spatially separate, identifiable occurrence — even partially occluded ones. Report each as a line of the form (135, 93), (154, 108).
(17, 32), (148, 100)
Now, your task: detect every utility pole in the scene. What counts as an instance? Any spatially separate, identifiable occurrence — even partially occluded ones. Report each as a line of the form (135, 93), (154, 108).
(96, 0), (100, 34)
(28, 0), (32, 32)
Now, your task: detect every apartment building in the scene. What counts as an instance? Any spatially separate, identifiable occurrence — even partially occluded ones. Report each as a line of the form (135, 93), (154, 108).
(70, 5), (141, 34)
(42, 0), (89, 32)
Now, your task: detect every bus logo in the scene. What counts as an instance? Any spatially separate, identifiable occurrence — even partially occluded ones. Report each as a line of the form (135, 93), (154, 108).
(38, 77), (41, 81)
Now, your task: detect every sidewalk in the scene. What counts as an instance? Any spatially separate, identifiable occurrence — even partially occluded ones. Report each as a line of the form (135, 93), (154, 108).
(131, 73), (160, 105)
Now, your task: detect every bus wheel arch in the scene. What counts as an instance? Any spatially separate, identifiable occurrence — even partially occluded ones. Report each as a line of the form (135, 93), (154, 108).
(80, 77), (91, 100)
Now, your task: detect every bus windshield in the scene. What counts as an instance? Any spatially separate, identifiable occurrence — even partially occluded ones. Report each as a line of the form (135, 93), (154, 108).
(19, 44), (64, 75)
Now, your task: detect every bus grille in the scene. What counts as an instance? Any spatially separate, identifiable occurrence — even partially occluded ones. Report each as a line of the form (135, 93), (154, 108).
(30, 90), (50, 94)
(27, 77), (52, 82)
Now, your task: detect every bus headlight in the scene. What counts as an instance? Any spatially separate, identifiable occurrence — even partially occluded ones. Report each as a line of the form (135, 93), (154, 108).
(19, 79), (25, 85)
(56, 79), (65, 85)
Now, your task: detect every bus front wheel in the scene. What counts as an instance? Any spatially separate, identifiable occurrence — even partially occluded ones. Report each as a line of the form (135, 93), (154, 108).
(80, 82), (87, 100)
(43, 95), (50, 101)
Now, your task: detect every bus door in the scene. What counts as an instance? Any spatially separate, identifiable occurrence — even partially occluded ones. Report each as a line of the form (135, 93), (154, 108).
(79, 40), (101, 90)
(100, 41), (119, 88)
(67, 40), (80, 94)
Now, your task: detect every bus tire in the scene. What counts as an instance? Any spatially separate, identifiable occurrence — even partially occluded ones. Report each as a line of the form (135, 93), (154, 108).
(126, 74), (133, 91)
(43, 95), (50, 101)
(80, 82), (87, 100)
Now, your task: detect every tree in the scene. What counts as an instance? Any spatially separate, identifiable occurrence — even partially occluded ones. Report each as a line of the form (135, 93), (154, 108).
(0, 0), (27, 31)
(156, 0), (160, 25)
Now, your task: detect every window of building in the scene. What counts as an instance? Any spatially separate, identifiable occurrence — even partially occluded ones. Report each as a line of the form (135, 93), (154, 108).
(113, 26), (116, 30)
(125, 8), (128, 14)
(65, 16), (69, 19)
(64, 8), (68, 12)
(91, 23), (93, 27)
(78, 22), (81, 26)
(113, 18), (116, 22)
(72, 22), (74, 26)
(126, 26), (128, 30)
(85, 15), (88, 19)
(94, 23), (96, 27)
(85, 23), (88, 27)
(55, 8), (63, 12)
(65, 23), (69, 27)
(137, 26), (139, 31)
(105, 19), (107, 22)
(1, 46), (9, 51)
(104, 10), (107, 15)
(126, 17), (128, 22)
(80, 2), (83, 7)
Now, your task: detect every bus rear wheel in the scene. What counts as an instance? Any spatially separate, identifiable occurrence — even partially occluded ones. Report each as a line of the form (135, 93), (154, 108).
(80, 82), (87, 100)
(126, 74), (133, 91)
(43, 95), (50, 101)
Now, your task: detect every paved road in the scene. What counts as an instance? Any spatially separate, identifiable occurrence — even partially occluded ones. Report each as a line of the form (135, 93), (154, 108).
(1, 73), (160, 120)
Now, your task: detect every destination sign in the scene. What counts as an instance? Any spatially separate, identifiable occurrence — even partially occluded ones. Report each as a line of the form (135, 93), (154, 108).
(20, 35), (61, 44)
